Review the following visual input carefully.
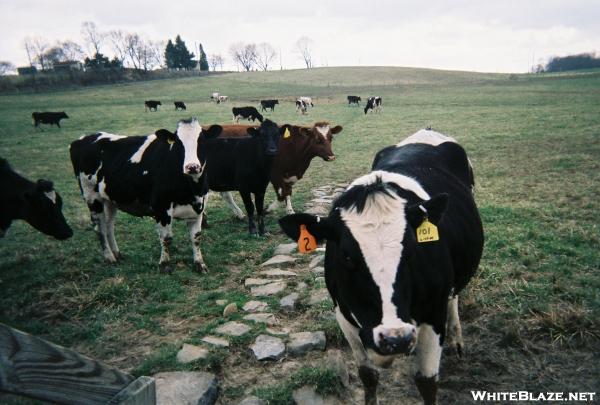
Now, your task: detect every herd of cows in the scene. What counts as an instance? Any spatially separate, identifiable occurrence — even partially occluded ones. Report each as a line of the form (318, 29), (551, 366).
(3, 91), (484, 405)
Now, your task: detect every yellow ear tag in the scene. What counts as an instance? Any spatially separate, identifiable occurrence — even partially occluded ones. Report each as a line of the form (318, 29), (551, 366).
(283, 128), (291, 139)
(298, 224), (317, 253)
(416, 218), (439, 243)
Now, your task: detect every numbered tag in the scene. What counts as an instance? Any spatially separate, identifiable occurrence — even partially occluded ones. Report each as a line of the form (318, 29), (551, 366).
(416, 218), (439, 243)
(283, 128), (291, 139)
(298, 224), (317, 253)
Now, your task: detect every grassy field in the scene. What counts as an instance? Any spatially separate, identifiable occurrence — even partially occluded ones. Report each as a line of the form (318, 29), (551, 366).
(1, 66), (599, 403)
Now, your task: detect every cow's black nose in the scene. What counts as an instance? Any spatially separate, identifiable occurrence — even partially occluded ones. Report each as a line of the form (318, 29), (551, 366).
(378, 332), (415, 355)
(185, 163), (201, 174)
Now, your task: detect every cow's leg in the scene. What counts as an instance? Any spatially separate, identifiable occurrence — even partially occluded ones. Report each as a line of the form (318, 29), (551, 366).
(104, 200), (121, 261)
(56, 121), (61, 128)
(88, 200), (117, 263)
(414, 324), (443, 405)
(255, 192), (268, 236)
(266, 199), (279, 213)
(220, 192), (245, 219)
(335, 307), (379, 405)
(239, 191), (257, 235)
(186, 214), (207, 273)
(285, 195), (295, 214)
(446, 295), (463, 356)
(155, 213), (174, 274)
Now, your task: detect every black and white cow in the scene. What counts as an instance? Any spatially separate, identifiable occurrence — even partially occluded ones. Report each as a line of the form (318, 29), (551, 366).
(364, 97), (382, 114)
(260, 99), (279, 112)
(217, 95), (228, 104)
(232, 107), (263, 124)
(205, 119), (289, 235)
(32, 112), (69, 128)
(297, 96), (313, 107)
(144, 100), (161, 112)
(174, 101), (187, 111)
(295, 99), (309, 115)
(69, 119), (223, 273)
(0, 158), (73, 240)
(279, 129), (484, 405)
(348, 95), (361, 105)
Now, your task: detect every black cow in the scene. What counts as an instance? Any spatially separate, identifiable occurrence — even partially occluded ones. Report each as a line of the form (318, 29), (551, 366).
(174, 101), (187, 111)
(279, 129), (483, 405)
(347, 95), (361, 105)
(364, 96), (382, 114)
(205, 119), (288, 235)
(144, 100), (162, 112)
(0, 158), (72, 240)
(32, 112), (69, 128)
(69, 119), (223, 273)
(260, 99), (279, 112)
(232, 106), (263, 124)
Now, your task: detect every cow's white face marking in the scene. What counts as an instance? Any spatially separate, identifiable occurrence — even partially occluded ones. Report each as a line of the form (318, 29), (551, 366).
(143, 170), (148, 175)
(342, 170), (429, 347)
(316, 125), (330, 142)
(177, 119), (203, 175)
(130, 135), (157, 163)
(44, 190), (57, 204)
(396, 129), (456, 148)
(96, 132), (126, 142)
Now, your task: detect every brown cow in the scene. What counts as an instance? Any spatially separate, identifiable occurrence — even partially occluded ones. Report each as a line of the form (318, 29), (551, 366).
(207, 122), (343, 215)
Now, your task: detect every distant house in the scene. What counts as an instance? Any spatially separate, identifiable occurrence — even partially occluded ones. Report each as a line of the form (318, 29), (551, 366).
(53, 61), (84, 73)
(17, 66), (37, 75)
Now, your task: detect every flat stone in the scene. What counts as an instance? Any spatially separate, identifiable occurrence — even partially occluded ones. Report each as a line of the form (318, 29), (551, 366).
(215, 321), (251, 337)
(244, 278), (279, 287)
(309, 255), (325, 269)
(311, 266), (325, 275)
(266, 327), (290, 336)
(274, 243), (297, 255)
(258, 269), (297, 277)
(243, 300), (269, 313)
(243, 313), (279, 325)
(287, 331), (327, 356)
(223, 303), (238, 317)
(250, 334), (285, 361)
(292, 386), (342, 405)
(311, 198), (333, 204)
(155, 371), (218, 405)
(260, 255), (296, 267)
(176, 344), (208, 364)
(201, 335), (229, 347)
(296, 281), (308, 291)
(215, 299), (228, 306)
(309, 289), (331, 305)
(324, 349), (350, 388)
(238, 396), (266, 405)
(279, 292), (299, 312)
(251, 281), (287, 297)
(305, 205), (329, 216)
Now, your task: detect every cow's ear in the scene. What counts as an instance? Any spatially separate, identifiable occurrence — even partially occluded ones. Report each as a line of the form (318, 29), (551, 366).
(247, 127), (260, 137)
(331, 125), (343, 135)
(203, 125), (222, 139)
(279, 213), (334, 243)
(156, 129), (177, 144)
(406, 193), (448, 228)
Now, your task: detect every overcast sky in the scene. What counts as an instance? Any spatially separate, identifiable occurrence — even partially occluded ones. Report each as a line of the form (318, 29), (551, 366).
(1, 0), (598, 73)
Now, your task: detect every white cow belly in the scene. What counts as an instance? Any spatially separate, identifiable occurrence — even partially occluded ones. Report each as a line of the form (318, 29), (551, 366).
(172, 204), (199, 219)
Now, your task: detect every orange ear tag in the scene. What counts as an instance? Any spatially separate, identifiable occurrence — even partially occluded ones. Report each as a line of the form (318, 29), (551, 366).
(298, 224), (317, 253)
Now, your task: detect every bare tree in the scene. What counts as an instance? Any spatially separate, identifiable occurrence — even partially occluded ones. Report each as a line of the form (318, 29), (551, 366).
(24, 36), (50, 70)
(124, 34), (161, 71)
(209, 54), (224, 71)
(229, 42), (257, 71)
(148, 40), (165, 69)
(0, 61), (16, 75)
(108, 30), (129, 66)
(255, 42), (277, 71)
(81, 21), (105, 56)
(60, 40), (84, 61)
(294, 36), (314, 69)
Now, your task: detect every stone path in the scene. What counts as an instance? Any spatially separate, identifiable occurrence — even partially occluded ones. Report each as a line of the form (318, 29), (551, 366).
(162, 183), (349, 405)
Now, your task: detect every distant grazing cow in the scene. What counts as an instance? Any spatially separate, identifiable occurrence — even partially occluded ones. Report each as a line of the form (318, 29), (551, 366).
(216, 122), (343, 216)
(144, 100), (162, 112)
(32, 112), (69, 128)
(296, 99), (309, 115)
(298, 97), (313, 107)
(232, 107), (263, 123)
(279, 128), (483, 405)
(347, 95), (361, 105)
(260, 99), (279, 112)
(211, 92), (219, 101)
(217, 95), (228, 104)
(364, 96), (382, 114)
(174, 101), (187, 111)
(205, 119), (288, 235)
(0, 158), (72, 240)
(69, 119), (223, 273)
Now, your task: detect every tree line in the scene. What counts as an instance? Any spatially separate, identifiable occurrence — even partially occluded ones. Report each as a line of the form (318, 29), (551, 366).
(532, 52), (600, 74)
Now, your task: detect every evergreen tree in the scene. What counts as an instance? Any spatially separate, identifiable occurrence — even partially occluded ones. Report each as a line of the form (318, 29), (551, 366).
(164, 39), (176, 69)
(174, 35), (195, 70)
(198, 43), (209, 71)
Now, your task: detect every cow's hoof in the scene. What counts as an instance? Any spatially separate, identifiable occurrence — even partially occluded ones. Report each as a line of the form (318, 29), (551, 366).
(193, 262), (208, 273)
(104, 254), (118, 263)
(159, 263), (173, 274)
(114, 252), (123, 261)
(259, 231), (271, 237)
(444, 342), (464, 358)
(285, 209), (295, 215)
